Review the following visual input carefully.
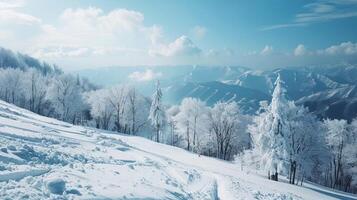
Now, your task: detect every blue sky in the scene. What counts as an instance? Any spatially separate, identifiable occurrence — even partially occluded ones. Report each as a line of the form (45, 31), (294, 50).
(1, 0), (357, 70)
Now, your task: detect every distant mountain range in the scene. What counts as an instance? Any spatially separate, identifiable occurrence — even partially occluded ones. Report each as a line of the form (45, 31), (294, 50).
(76, 65), (357, 121)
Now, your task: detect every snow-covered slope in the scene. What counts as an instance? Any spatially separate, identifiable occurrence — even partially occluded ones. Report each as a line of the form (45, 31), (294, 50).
(0, 100), (356, 200)
(297, 85), (357, 121)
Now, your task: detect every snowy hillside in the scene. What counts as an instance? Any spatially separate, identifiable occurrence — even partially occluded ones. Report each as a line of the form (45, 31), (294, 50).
(0, 100), (356, 200)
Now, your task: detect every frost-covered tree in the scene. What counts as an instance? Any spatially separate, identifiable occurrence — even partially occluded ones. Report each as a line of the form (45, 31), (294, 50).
(86, 89), (113, 130)
(0, 68), (23, 104)
(166, 105), (181, 146)
(323, 118), (353, 190)
(285, 105), (328, 185)
(128, 87), (137, 134)
(85, 85), (151, 135)
(23, 69), (48, 114)
(249, 74), (327, 183)
(174, 98), (208, 152)
(107, 85), (129, 133)
(0, 63), (94, 125)
(125, 87), (151, 136)
(47, 74), (84, 122)
(171, 98), (248, 159)
(208, 101), (241, 160)
(341, 123), (357, 193)
(149, 81), (165, 142)
(321, 118), (357, 193)
(250, 74), (290, 178)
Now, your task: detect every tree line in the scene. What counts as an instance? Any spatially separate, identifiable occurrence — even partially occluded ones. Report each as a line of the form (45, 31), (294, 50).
(0, 67), (250, 161)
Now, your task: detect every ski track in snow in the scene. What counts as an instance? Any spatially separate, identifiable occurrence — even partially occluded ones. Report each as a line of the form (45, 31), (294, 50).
(0, 100), (356, 200)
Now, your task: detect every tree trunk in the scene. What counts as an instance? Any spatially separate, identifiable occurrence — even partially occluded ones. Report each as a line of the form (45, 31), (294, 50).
(11, 91), (15, 104)
(300, 176), (304, 186)
(186, 121), (190, 151)
(156, 125), (160, 143)
(193, 117), (197, 152)
(132, 113), (135, 135)
(116, 109), (121, 132)
(289, 161), (292, 184)
(292, 161), (296, 185)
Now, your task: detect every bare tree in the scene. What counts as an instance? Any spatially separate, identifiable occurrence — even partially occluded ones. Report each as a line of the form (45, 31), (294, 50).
(108, 85), (128, 133)
(86, 89), (113, 130)
(47, 74), (83, 122)
(208, 101), (240, 160)
(128, 87), (137, 135)
(22, 69), (48, 114)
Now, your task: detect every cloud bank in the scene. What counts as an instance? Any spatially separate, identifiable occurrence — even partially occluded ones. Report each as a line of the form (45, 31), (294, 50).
(129, 69), (162, 82)
(0, 1), (356, 70)
(149, 35), (201, 57)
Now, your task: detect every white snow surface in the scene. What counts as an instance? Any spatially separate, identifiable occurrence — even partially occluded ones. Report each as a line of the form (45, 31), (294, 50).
(0, 100), (356, 200)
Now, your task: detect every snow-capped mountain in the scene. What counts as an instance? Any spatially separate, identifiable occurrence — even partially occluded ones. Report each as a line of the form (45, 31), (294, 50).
(297, 85), (357, 121)
(77, 65), (357, 120)
(0, 100), (356, 199)
(164, 81), (269, 113)
(232, 68), (347, 99)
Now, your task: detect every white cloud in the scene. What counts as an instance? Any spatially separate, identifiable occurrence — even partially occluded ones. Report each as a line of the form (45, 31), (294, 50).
(32, 45), (146, 59)
(33, 7), (156, 58)
(0, 9), (41, 25)
(149, 35), (201, 57)
(19, 7), (206, 68)
(0, 1), (42, 51)
(321, 41), (357, 55)
(0, 0), (24, 9)
(0, 30), (12, 39)
(263, 1), (357, 31)
(206, 48), (235, 57)
(191, 26), (207, 39)
(308, 3), (334, 13)
(149, 25), (163, 45)
(294, 44), (306, 56)
(261, 23), (306, 31)
(0, 0), (41, 26)
(129, 69), (162, 82)
(32, 46), (91, 58)
(59, 7), (145, 32)
(260, 45), (273, 55)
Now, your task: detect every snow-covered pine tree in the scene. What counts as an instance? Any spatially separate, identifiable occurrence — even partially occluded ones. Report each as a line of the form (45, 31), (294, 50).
(249, 74), (328, 183)
(149, 80), (165, 142)
(250, 74), (289, 180)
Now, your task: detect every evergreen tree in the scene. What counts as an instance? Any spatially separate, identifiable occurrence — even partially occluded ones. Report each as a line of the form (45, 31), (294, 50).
(251, 74), (289, 178)
(149, 81), (165, 142)
(250, 74), (327, 183)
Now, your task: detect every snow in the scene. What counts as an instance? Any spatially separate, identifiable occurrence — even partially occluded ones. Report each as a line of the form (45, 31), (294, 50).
(46, 178), (66, 195)
(0, 100), (356, 199)
(0, 167), (49, 182)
